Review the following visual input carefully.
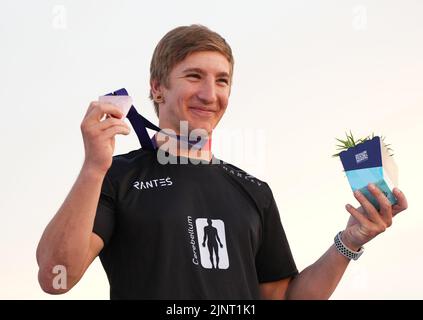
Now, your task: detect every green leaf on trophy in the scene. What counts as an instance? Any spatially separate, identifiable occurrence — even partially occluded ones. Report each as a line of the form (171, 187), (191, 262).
(332, 131), (394, 158)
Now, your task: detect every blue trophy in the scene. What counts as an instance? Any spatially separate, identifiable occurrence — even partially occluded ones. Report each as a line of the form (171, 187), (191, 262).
(338, 136), (398, 210)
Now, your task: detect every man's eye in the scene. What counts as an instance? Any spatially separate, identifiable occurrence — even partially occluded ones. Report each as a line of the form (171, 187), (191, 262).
(218, 78), (229, 85)
(187, 74), (201, 79)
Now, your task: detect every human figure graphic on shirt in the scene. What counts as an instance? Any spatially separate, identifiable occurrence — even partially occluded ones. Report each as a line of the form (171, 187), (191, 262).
(202, 218), (224, 269)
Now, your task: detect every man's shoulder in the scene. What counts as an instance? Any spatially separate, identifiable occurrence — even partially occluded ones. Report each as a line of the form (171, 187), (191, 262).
(112, 148), (146, 162)
(218, 160), (276, 210)
(218, 160), (271, 193)
(108, 148), (154, 174)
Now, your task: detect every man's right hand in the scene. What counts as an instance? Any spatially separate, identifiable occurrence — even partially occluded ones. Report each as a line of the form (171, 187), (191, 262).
(80, 101), (131, 175)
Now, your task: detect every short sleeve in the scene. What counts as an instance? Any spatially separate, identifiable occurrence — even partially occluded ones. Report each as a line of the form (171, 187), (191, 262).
(93, 172), (116, 246)
(256, 189), (298, 283)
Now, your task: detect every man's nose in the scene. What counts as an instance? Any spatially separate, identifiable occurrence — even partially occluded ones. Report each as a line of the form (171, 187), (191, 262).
(197, 78), (217, 105)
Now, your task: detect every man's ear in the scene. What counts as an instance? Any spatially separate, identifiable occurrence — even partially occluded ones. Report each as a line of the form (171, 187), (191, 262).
(150, 79), (162, 97)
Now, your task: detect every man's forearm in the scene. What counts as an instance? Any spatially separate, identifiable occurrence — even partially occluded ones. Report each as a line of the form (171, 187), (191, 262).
(286, 244), (352, 299)
(36, 165), (105, 285)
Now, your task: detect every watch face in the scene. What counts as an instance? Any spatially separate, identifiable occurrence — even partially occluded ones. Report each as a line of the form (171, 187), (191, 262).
(354, 247), (364, 260)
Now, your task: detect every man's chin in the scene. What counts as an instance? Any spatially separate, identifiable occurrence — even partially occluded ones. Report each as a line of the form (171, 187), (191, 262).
(188, 122), (213, 136)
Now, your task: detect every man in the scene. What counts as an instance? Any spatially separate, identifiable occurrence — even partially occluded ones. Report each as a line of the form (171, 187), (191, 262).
(36, 25), (408, 299)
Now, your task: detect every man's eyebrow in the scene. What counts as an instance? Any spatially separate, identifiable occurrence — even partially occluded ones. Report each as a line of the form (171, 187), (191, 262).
(182, 68), (205, 75)
(182, 68), (230, 78)
(216, 71), (230, 78)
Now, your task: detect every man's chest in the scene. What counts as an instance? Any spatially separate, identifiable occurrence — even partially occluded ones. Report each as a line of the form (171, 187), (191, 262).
(113, 166), (263, 254)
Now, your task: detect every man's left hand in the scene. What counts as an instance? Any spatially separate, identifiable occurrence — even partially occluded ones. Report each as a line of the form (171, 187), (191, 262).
(341, 183), (408, 251)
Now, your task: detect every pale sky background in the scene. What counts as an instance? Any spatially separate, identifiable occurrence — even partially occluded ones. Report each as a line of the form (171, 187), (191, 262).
(1, 0), (422, 299)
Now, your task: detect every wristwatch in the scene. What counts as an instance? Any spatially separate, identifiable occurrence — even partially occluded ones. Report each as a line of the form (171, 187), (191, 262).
(334, 231), (364, 261)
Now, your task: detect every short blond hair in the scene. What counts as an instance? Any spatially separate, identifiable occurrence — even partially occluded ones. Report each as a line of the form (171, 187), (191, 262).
(149, 24), (234, 116)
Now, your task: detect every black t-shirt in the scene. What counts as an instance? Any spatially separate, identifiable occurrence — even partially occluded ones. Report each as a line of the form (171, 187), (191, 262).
(93, 148), (298, 299)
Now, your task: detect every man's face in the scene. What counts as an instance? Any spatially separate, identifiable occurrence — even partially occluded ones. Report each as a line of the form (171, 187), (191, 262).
(157, 51), (231, 135)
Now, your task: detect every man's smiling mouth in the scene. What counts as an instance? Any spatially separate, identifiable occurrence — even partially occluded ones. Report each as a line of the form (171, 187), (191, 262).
(189, 107), (216, 117)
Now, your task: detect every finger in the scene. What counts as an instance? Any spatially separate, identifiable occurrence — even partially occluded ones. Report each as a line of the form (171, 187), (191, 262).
(86, 103), (124, 124)
(84, 101), (99, 118)
(103, 125), (130, 139)
(367, 183), (392, 227)
(345, 203), (373, 227)
(353, 189), (385, 225)
(94, 117), (129, 132)
(392, 188), (408, 216)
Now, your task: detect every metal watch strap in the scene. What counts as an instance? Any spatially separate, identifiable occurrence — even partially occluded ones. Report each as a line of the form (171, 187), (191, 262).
(334, 231), (364, 261)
